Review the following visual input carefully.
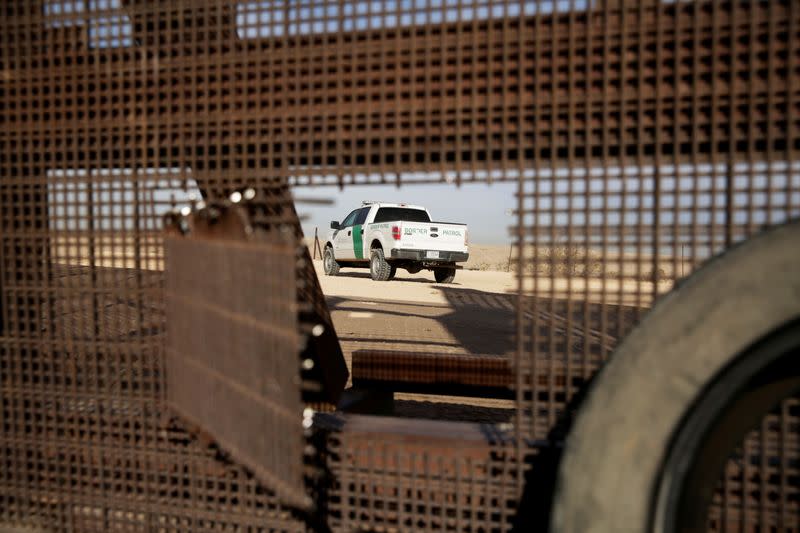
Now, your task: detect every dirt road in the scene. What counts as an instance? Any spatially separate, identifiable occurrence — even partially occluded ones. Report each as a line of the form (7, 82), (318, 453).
(315, 260), (518, 304)
(316, 261), (516, 423)
(316, 259), (653, 422)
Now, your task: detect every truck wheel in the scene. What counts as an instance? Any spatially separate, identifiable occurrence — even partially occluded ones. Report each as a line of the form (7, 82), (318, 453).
(551, 222), (800, 533)
(433, 267), (455, 283)
(323, 246), (340, 276)
(388, 265), (397, 280)
(369, 248), (392, 281)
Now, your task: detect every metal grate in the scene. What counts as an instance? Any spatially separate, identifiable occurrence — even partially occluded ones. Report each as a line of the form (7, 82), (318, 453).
(164, 205), (307, 510)
(707, 396), (800, 532)
(514, 0), (800, 441)
(0, 170), (308, 530)
(325, 415), (520, 532)
(512, 1), (800, 530)
(1, 1), (798, 532)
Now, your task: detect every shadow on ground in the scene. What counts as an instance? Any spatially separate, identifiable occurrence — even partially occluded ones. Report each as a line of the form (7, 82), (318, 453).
(326, 287), (515, 355)
(330, 269), (462, 285)
(326, 282), (647, 425)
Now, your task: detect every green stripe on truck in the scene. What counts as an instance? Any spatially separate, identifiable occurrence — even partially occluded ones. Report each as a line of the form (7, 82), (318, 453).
(352, 224), (364, 259)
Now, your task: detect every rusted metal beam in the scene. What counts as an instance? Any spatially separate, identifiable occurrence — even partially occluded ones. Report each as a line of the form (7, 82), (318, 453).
(352, 349), (513, 399)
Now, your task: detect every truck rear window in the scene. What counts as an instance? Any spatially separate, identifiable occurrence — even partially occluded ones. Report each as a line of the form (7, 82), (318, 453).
(374, 207), (431, 223)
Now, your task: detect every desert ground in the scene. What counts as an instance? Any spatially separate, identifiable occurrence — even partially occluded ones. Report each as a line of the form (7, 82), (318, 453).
(315, 258), (518, 423)
(49, 234), (687, 423)
(313, 242), (685, 423)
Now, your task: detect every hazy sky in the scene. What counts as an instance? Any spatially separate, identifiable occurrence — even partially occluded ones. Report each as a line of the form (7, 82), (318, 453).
(295, 182), (518, 245)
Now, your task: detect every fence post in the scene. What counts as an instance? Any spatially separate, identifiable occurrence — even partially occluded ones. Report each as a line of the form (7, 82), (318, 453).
(313, 227), (322, 259)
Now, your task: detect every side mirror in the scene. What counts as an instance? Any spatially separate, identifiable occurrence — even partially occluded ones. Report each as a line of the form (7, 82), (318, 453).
(330, 221), (340, 230)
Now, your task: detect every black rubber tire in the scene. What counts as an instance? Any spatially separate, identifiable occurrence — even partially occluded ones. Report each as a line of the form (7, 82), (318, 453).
(433, 267), (456, 283)
(388, 265), (397, 280)
(369, 248), (392, 281)
(323, 246), (340, 276)
(551, 222), (800, 533)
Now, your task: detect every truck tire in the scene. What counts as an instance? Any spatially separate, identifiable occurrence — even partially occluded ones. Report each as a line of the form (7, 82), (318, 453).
(434, 267), (455, 284)
(551, 222), (800, 533)
(369, 248), (392, 281)
(388, 265), (397, 280)
(323, 246), (340, 276)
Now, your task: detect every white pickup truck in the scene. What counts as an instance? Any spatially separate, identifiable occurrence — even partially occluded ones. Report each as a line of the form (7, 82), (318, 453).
(323, 202), (469, 282)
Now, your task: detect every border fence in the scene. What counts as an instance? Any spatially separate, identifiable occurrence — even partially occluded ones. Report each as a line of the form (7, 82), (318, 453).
(1, 1), (798, 531)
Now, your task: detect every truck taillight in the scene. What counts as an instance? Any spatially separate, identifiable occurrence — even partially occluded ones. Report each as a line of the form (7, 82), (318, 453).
(391, 226), (401, 240)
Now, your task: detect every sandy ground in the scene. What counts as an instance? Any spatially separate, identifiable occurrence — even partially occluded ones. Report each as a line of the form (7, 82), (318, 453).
(326, 290), (516, 423)
(50, 233), (677, 423)
(322, 272), (514, 423)
(315, 252), (680, 423)
(307, 237), (514, 270)
(314, 259), (517, 304)
(315, 257), (674, 308)
(315, 259), (522, 423)
(307, 237), (694, 278)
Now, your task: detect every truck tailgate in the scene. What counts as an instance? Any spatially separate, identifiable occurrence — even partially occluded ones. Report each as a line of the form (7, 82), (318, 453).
(399, 222), (467, 252)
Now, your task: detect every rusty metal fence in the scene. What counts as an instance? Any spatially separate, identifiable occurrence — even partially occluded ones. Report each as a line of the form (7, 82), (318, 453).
(1, 0), (799, 531)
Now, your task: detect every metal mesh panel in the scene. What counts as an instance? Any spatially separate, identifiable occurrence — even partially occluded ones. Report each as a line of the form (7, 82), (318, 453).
(512, 1), (800, 531)
(164, 214), (306, 509)
(515, 162), (800, 439)
(0, 170), (307, 530)
(325, 416), (519, 532)
(515, 0), (800, 440)
(1, 0), (799, 532)
(707, 396), (800, 532)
